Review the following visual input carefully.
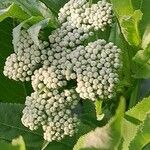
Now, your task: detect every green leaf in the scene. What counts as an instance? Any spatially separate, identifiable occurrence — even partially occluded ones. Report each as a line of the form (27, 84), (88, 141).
(126, 96), (150, 122)
(129, 113), (150, 150)
(142, 26), (150, 49)
(81, 100), (99, 128)
(0, 136), (26, 150)
(132, 45), (150, 79)
(122, 118), (139, 150)
(73, 97), (125, 150)
(120, 10), (142, 47)
(111, 0), (142, 46)
(0, 140), (19, 150)
(128, 80), (140, 108)
(0, 1), (11, 9)
(0, 3), (29, 22)
(140, 0), (150, 34)
(0, 19), (26, 103)
(133, 63), (150, 79)
(122, 96), (150, 150)
(0, 0), (41, 16)
(111, 0), (134, 17)
(0, 102), (94, 150)
(143, 143), (150, 150)
(131, 0), (142, 9)
(12, 136), (26, 150)
(40, 0), (69, 14)
(133, 47), (150, 65)
(11, 0), (45, 16)
(0, 0), (58, 23)
(0, 102), (44, 150)
(28, 18), (58, 46)
(140, 0), (150, 49)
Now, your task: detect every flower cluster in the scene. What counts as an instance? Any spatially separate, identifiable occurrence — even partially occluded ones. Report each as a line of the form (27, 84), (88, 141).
(21, 89), (80, 142)
(58, 0), (113, 31)
(31, 66), (67, 91)
(49, 22), (94, 49)
(3, 30), (49, 81)
(3, 0), (120, 143)
(70, 40), (121, 100)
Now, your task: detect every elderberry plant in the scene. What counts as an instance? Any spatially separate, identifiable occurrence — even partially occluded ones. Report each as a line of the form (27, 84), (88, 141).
(0, 0), (150, 150)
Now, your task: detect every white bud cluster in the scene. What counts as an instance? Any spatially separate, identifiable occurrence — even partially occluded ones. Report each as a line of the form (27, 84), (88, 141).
(69, 39), (121, 100)
(49, 21), (94, 49)
(31, 66), (67, 91)
(32, 38), (121, 101)
(39, 22), (93, 89)
(21, 92), (47, 130)
(58, 0), (113, 31)
(3, 29), (49, 81)
(3, 0), (121, 143)
(43, 113), (78, 142)
(58, 0), (87, 23)
(21, 89), (80, 141)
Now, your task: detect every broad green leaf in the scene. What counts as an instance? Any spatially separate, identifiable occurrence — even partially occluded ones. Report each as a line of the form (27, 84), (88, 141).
(40, 0), (69, 14)
(111, 0), (134, 17)
(132, 63), (150, 79)
(128, 80), (140, 108)
(0, 136), (26, 150)
(120, 10), (142, 47)
(133, 46), (150, 65)
(0, 1), (11, 9)
(111, 0), (142, 46)
(0, 141), (19, 150)
(28, 18), (58, 46)
(132, 45), (150, 79)
(131, 0), (142, 9)
(140, 0), (150, 49)
(122, 96), (150, 149)
(12, 136), (26, 150)
(0, 3), (29, 22)
(0, 102), (94, 150)
(81, 100), (100, 128)
(11, 0), (45, 16)
(126, 96), (150, 122)
(140, 0), (150, 34)
(122, 118), (139, 150)
(143, 143), (150, 150)
(0, 0), (58, 24)
(142, 26), (150, 49)
(0, 19), (26, 103)
(0, 103), (44, 150)
(73, 97), (125, 150)
(129, 113), (150, 150)
(0, 0), (41, 16)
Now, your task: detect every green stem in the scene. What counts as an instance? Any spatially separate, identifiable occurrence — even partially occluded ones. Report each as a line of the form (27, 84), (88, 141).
(128, 80), (140, 109)
(89, 0), (93, 6)
(94, 99), (104, 121)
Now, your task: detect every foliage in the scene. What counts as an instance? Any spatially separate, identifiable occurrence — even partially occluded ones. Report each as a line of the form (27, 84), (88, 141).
(0, 136), (26, 150)
(0, 18), (26, 103)
(0, 0), (150, 150)
(74, 97), (125, 150)
(74, 96), (150, 150)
